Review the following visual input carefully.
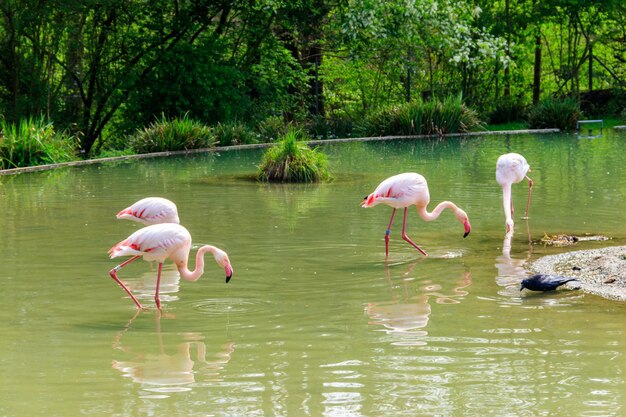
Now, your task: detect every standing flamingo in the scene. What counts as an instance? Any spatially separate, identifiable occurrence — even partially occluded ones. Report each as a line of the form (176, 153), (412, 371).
(496, 153), (533, 232)
(362, 173), (471, 257)
(116, 197), (180, 225)
(108, 223), (233, 309)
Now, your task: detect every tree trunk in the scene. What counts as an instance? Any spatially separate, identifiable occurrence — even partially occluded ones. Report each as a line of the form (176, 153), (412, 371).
(589, 42), (593, 91)
(532, 33), (542, 104)
(504, 0), (511, 97)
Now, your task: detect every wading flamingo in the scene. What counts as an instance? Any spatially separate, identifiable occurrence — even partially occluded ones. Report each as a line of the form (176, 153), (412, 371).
(116, 197), (180, 225)
(362, 173), (471, 257)
(496, 153), (533, 232)
(108, 223), (233, 309)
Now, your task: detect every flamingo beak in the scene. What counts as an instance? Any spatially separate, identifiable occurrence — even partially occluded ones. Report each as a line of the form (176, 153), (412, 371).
(463, 218), (471, 238)
(225, 264), (233, 283)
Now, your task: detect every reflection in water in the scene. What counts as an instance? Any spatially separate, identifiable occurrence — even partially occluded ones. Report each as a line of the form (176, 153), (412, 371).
(121, 266), (181, 305)
(366, 263), (472, 346)
(112, 313), (234, 397)
(495, 231), (530, 290)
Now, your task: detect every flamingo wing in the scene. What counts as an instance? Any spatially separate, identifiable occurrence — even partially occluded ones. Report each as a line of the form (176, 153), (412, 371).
(496, 153), (529, 185)
(116, 197), (179, 225)
(109, 223), (191, 262)
(365, 173), (429, 208)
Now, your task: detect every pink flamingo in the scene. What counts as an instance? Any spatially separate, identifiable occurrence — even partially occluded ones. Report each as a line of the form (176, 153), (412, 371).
(108, 223), (233, 309)
(116, 197), (180, 225)
(362, 173), (471, 257)
(496, 153), (533, 232)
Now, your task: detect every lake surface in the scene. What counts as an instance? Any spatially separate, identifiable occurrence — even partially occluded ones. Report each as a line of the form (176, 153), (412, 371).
(1, 131), (625, 416)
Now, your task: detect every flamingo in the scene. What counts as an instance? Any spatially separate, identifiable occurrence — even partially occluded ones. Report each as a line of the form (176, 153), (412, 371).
(108, 223), (233, 309)
(496, 153), (533, 232)
(362, 173), (471, 257)
(116, 197), (180, 225)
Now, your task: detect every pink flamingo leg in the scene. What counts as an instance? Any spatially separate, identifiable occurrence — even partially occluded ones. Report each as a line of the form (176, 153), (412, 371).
(109, 256), (144, 309)
(524, 176), (533, 218)
(385, 208), (397, 257)
(400, 208), (428, 256)
(154, 263), (163, 310)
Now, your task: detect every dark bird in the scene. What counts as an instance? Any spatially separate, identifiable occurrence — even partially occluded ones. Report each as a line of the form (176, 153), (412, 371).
(520, 274), (579, 292)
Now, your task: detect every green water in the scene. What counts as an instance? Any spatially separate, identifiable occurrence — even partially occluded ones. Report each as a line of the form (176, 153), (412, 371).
(1, 132), (625, 416)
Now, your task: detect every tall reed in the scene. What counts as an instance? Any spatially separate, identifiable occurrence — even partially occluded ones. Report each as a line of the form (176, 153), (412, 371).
(0, 117), (76, 169)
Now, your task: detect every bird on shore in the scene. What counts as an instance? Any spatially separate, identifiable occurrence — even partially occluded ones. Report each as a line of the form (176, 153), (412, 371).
(520, 274), (578, 292)
(496, 153), (533, 232)
(362, 172), (471, 257)
(116, 197), (180, 225)
(108, 223), (233, 309)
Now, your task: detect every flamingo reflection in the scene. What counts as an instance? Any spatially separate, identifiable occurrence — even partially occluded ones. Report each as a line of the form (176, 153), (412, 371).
(118, 266), (182, 305)
(495, 229), (532, 291)
(112, 313), (234, 391)
(366, 263), (471, 345)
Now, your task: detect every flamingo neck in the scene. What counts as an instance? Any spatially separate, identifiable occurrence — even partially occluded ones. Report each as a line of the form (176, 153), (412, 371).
(502, 183), (513, 225)
(177, 245), (216, 282)
(417, 201), (459, 222)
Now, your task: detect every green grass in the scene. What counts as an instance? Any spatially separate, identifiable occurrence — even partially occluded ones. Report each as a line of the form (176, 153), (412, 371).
(258, 129), (331, 183)
(129, 113), (216, 153)
(213, 121), (258, 146)
(0, 117), (76, 169)
(357, 95), (483, 137)
(485, 122), (528, 131)
(527, 97), (582, 132)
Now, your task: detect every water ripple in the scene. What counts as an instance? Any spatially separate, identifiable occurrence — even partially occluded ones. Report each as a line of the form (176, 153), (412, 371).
(190, 297), (270, 316)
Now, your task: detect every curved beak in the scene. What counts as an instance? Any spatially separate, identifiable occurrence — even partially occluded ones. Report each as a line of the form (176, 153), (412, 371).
(225, 265), (233, 283)
(463, 218), (471, 238)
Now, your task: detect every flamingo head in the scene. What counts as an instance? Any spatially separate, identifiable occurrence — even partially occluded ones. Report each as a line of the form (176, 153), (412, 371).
(361, 193), (378, 208)
(212, 248), (233, 283)
(455, 209), (471, 238)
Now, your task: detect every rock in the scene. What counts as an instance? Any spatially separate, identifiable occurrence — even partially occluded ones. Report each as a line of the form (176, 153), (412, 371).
(531, 246), (626, 301)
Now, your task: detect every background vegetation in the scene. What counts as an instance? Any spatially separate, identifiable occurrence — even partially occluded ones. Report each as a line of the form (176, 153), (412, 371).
(1, 0), (625, 164)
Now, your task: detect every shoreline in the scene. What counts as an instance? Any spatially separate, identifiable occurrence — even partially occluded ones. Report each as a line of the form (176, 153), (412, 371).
(531, 246), (626, 301)
(0, 128), (561, 176)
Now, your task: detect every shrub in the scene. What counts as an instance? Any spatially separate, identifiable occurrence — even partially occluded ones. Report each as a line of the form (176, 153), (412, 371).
(305, 113), (355, 139)
(488, 97), (528, 124)
(256, 115), (291, 142)
(357, 95), (483, 137)
(258, 129), (331, 183)
(213, 121), (258, 146)
(0, 117), (76, 169)
(527, 97), (582, 131)
(129, 113), (215, 153)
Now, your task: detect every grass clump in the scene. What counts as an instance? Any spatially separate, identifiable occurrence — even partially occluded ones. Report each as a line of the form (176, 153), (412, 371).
(256, 115), (291, 142)
(527, 97), (582, 131)
(258, 129), (330, 183)
(213, 121), (258, 146)
(358, 95), (483, 137)
(0, 117), (76, 169)
(129, 113), (216, 153)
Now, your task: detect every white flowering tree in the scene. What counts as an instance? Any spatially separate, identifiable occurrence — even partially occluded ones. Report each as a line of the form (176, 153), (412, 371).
(322, 0), (509, 116)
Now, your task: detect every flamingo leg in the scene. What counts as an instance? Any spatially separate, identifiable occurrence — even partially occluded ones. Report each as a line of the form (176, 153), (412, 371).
(400, 208), (428, 256)
(154, 262), (163, 310)
(385, 208), (397, 257)
(524, 176), (533, 218)
(109, 256), (144, 309)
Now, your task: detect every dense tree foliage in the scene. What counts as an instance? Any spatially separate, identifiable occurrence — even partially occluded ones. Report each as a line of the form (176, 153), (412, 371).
(0, 0), (624, 157)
